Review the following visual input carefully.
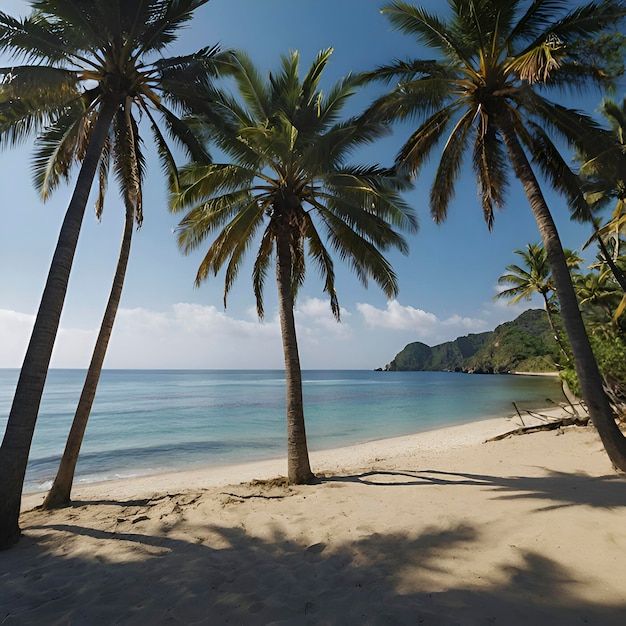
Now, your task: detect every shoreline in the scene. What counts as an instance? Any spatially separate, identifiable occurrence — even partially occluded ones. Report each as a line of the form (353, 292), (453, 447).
(20, 403), (579, 512)
(9, 402), (626, 625)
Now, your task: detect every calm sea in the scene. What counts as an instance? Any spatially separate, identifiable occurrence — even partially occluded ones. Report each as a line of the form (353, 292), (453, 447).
(0, 369), (562, 493)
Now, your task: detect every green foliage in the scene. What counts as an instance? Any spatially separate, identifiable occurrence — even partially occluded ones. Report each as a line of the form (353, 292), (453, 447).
(388, 341), (434, 371)
(363, 0), (626, 229)
(591, 333), (626, 383)
(561, 332), (626, 416)
(385, 309), (558, 373)
(466, 311), (558, 374)
(173, 49), (418, 319)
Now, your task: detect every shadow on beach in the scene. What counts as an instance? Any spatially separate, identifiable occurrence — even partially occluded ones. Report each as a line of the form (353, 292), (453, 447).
(327, 468), (626, 511)
(3, 469), (626, 625)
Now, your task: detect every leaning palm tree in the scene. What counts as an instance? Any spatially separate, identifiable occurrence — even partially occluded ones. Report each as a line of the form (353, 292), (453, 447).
(363, 0), (626, 470)
(0, 0), (232, 549)
(41, 107), (145, 510)
(495, 242), (582, 354)
(171, 49), (418, 484)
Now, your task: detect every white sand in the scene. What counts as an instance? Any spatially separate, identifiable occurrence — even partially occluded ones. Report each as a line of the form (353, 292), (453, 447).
(3, 406), (626, 625)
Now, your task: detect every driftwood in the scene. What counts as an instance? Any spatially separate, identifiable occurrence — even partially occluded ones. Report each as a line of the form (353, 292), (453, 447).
(486, 415), (590, 442)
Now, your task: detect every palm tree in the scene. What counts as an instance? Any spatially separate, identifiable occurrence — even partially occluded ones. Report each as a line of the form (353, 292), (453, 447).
(363, 0), (626, 471)
(577, 98), (626, 293)
(575, 265), (623, 322)
(0, 0), (232, 549)
(495, 242), (582, 354)
(41, 213), (135, 512)
(171, 49), (418, 484)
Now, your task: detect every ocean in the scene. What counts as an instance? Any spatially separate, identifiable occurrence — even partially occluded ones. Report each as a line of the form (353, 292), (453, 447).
(0, 369), (563, 493)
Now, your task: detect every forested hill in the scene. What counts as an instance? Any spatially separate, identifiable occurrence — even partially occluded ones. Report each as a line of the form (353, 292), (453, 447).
(379, 309), (559, 374)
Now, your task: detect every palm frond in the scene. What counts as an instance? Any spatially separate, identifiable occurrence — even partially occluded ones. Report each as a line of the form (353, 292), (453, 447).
(95, 135), (111, 220)
(189, 197), (264, 291)
(381, 2), (475, 68)
(549, 0), (626, 43)
(31, 104), (91, 199)
(172, 162), (256, 210)
(301, 47), (334, 107)
(301, 213), (340, 319)
(395, 104), (457, 175)
(136, 0), (210, 57)
(525, 121), (592, 222)
(112, 103), (145, 225)
(252, 227), (274, 319)
(320, 209), (401, 299)
(430, 108), (474, 224)
(0, 10), (89, 65)
(363, 74), (456, 124)
(506, 37), (565, 84)
(472, 112), (508, 229)
(521, 90), (615, 159)
(507, 1), (570, 48)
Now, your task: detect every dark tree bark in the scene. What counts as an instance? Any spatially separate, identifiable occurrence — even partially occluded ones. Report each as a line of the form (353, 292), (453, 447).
(42, 202), (134, 509)
(499, 112), (626, 472)
(275, 235), (314, 485)
(0, 103), (117, 549)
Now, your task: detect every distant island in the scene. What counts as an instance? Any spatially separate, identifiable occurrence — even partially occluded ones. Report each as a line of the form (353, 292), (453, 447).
(378, 309), (559, 374)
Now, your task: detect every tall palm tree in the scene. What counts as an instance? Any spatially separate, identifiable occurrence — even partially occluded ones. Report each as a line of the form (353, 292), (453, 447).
(363, 0), (626, 470)
(171, 49), (418, 484)
(41, 109), (143, 510)
(495, 242), (582, 354)
(577, 98), (626, 293)
(0, 0), (232, 549)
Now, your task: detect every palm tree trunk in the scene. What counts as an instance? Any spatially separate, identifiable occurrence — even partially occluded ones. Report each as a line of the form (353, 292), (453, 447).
(42, 203), (134, 510)
(541, 293), (569, 360)
(0, 103), (117, 550)
(499, 113), (626, 471)
(275, 235), (314, 484)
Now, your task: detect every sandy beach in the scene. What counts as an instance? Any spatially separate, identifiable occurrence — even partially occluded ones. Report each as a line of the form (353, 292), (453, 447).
(3, 406), (626, 625)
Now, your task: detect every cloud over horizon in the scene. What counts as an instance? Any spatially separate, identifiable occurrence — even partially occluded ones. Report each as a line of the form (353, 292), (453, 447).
(356, 299), (489, 342)
(1, 296), (524, 371)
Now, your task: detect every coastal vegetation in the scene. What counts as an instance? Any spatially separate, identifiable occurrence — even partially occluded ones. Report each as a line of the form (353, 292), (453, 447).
(383, 309), (559, 374)
(494, 244), (582, 357)
(361, 0), (626, 471)
(383, 233), (626, 422)
(171, 49), (418, 484)
(1, 0), (626, 553)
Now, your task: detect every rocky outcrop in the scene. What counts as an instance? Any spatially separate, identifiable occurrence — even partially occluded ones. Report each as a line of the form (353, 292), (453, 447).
(381, 309), (559, 374)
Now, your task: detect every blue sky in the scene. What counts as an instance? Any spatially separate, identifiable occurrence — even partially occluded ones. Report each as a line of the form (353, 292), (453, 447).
(0, 0), (616, 369)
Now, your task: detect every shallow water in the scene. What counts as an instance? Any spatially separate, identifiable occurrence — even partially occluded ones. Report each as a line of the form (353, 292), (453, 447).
(0, 369), (562, 492)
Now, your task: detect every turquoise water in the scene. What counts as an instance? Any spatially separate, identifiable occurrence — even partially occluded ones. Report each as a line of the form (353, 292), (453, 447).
(0, 369), (562, 492)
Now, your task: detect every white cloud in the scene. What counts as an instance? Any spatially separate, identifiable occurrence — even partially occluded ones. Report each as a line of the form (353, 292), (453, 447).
(108, 304), (283, 368)
(0, 309), (33, 368)
(440, 314), (489, 331)
(0, 302), (361, 370)
(357, 300), (438, 331)
(356, 300), (488, 343)
(1, 298), (502, 371)
(296, 297), (352, 338)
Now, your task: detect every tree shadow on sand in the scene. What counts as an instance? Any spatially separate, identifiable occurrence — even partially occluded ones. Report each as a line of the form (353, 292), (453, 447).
(2, 508), (625, 625)
(328, 468), (626, 511)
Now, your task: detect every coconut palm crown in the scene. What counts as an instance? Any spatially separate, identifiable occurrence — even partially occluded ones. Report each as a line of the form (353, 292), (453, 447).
(0, 0), (233, 550)
(172, 49), (418, 483)
(363, 0), (625, 226)
(362, 0), (626, 471)
(495, 242), (582, 355)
